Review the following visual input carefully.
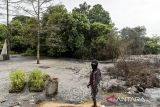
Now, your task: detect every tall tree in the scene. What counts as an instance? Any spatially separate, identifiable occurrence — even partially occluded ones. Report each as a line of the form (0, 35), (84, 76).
(88, 4), (111, 25)
(0, 24), (8, 41)
(42, 5), (68, 56)
(72, 2), (91, 15)
(10, 15), (38, 53)
(18, 0), (54, 64)
(121, 26), (146, 55)
(42, 5), (90, 58)
(6, 0), (10, 59)
(144, 36), (160, 54)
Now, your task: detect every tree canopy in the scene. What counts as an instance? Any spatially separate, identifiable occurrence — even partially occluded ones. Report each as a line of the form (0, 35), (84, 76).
(0, 2), (157, 60)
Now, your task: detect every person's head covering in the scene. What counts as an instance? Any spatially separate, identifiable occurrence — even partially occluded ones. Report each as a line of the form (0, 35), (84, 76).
(91, 59), (98, 70)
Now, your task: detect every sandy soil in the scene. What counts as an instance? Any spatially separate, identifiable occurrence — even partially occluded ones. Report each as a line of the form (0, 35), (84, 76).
(37, 101), (102, 107)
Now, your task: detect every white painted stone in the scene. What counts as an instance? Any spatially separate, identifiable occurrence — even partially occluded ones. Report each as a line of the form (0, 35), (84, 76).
(1, 40), (7, 55)
(0, 55), (3, 61)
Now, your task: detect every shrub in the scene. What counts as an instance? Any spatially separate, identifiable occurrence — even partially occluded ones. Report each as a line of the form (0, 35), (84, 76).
(116, 59), (149, 77)
(126, 70), (160, 88)
(107, 59), (160, 88)
(9, 69), (25, 92)
(28, 69), (45, 92)
(22, 48), (35, 56)
(107, 60), (148, 78)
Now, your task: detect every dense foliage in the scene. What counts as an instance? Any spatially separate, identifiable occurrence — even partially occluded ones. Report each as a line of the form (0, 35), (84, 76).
(0, 24), (8, 50)
(41, 4), (120, 60)
(143, 36), (160, 54)
(0, 2), (159, 60)
(10, 16), (38, 53)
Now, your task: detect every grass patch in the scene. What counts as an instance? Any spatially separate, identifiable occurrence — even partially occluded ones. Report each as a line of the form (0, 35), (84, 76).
(9, 69), (25, 93)
(28, 69), (45, 92)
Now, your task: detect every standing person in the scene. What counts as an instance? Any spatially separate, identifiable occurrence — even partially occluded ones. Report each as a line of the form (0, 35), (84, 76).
(87, 59), (101, 107)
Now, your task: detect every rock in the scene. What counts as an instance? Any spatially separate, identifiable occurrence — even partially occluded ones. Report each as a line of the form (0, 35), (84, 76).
(29, 96), (35, 105)
(0, 100), (6, 103)
(0, 40), (9, 61)
(34, 93), (46, 104)
(65, 67), (81, 73)
(127, 85), (137, 94)
(135, 84), (146, 93)
(45, 78), (58, 97)
(0, 96), (7, 103)
(43, 74), (51, 82)
(43, 74), (51, 88)
(10, 102), (21, 107)
(128, 84), (146, 94)
(12, 106), (21, 107)
(146, 88), (160, 100)
(107, 84), (127, 93)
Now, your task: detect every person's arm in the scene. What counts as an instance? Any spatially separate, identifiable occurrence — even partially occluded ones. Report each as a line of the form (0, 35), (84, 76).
(87, 73), (91, 88)
(99, 70), (102, 86)
(95, 69), (101, 87)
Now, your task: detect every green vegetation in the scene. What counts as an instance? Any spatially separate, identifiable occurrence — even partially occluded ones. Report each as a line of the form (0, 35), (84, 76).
(0, 3), (120, 60)
(120, 26), (160, 55)
(10, 16), (37, 53)
(144, 36), (160, 54)
(0, 24), (8, 51)
(0, 2), (159, 60)
(28, 69), (45, 92)
(9, 69), (45, 93)
(9, 69), (25, 92)
(21, 48), (35, 56)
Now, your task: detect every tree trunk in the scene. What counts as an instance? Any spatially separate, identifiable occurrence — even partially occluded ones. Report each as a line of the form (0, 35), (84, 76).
(6, 0), (10, 60)
(37, 0), (40, 64)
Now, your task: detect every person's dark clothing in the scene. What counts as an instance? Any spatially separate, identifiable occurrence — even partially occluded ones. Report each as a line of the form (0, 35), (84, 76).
(88, 68), (101, 100)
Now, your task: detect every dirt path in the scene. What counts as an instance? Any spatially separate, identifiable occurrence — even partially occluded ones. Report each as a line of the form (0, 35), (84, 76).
(37, 101), (101, 107)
